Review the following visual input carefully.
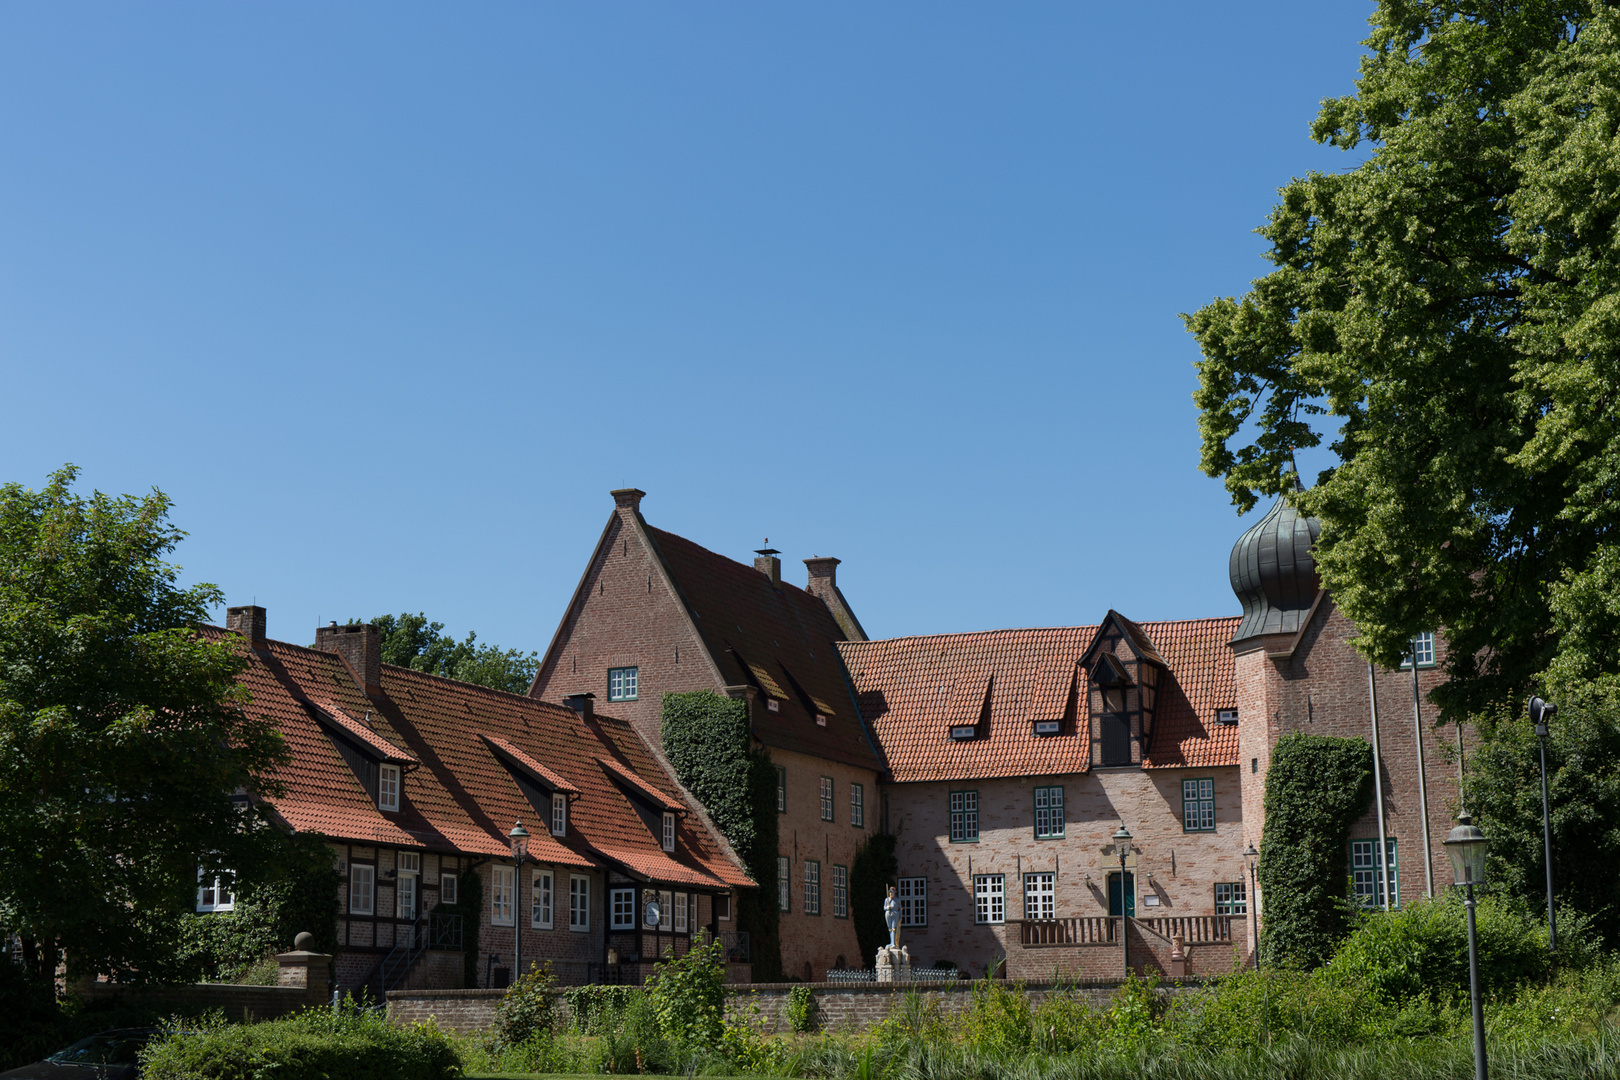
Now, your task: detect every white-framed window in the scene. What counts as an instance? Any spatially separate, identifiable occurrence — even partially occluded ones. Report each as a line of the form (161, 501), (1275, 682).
(804, 860), (821, 915)
(569, 875), (591, 930)
(440, 872), (458, 905)
(349, 864), (375, 916)
(1214, 881), (1247, 915)
(777, 855), (790, 912)
(819, 777), (834, 822)
(832, 865), (848, 918)
(662, 812), (676, 852)
(611, 887), (636, 929)
(776, 766), (786, 813)
(533, 869), (554, 929)
(608, 667), (639, 701)
(398, 851), (421, 874)
(397, 874), (417, 920)
(674, 892), (689, 934)
(379, 764), (401, 812)
(950, 790), (979, 842)
(973, 874), (1005, 924)
(196, 869), (235, 913)
(552, 793), (567, 837)
(1402, 632), (1437, 668)
(491, 866), (514, 926)
(717, 893), (731, 920)
(850, 783), (865, 828)
(1353, 838), (1400, 908)
(1024, 872), (1055, 920)
(658, 889), (673, 929)
(898, 877), (927, 926)
(1182, 778), (1216, 832)
(1034, 786), (1065, 839)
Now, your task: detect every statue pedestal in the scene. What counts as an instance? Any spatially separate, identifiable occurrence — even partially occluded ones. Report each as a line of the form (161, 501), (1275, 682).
(875, 945), (911, 982)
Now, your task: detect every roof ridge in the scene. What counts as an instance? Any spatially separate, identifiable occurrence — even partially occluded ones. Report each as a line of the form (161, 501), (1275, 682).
(645, 524), (824, 606)
(380, 661), (578, 711)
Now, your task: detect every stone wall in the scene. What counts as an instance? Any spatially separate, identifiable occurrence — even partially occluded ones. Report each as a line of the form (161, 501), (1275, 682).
(80, 983), (318, 1024)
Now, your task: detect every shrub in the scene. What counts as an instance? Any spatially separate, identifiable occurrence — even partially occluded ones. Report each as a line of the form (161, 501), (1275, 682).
(1168, 967), (1393, 1053)
(786, 985), (818, 1033)
(561, 984), (639, 1034)
(1323, 892), (1551, 1005)
(490, 960), (555, 1048)
(646, 934), (728, 1051)
(1031, 989), (1107, 1054)
(960, 978), (1032, 1056)
(592, 990), (675, 1075)
(139, 1005), (460, 1080)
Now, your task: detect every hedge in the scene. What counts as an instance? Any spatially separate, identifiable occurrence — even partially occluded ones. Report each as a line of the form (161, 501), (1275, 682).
(139, 1006), (459, 1080)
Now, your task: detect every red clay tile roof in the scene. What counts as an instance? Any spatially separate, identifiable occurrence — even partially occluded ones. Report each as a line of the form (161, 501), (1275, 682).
(597, 755), (685, 813)
(213, 626), (750, 890)
(308, 698), (417, 763)
(838, 616), (1240, 783)
(644, 526), (881, 772)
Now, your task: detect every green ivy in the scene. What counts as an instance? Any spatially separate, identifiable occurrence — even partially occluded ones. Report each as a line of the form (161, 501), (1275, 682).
(1258, 733), (1374, 968)
(431, 862), (484, 988)
(850, 832), (898, 967)
(660, 691), (782, 980)
(785, 984), (818, 1032)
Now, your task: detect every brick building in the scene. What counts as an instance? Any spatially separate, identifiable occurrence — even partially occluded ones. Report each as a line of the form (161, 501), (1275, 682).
(205, 607), (752, 995)
(529, 489), (881, 981)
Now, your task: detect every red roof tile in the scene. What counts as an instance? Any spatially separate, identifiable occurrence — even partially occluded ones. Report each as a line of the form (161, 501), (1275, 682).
(596, 755), (685, 813)
(480, 734), (584, 796)
(838, 616), (1240, 783)
(308, 698), (417, 763)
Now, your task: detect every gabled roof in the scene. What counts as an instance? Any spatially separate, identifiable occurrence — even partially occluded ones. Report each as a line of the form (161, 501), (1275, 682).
(309, 698), (417, 764)
(839, 616), (1241, 783)
(597, 755), (685, 813)
(213, 626), (751, 890)
(641, 524), (881, 772)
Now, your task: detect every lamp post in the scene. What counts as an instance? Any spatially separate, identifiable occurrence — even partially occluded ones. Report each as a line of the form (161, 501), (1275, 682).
(1244, 843), (1260, 970)
(509, 822), (530, 985)
(1528, 696), (1557, 952)
(1444, 812), (1490, 1080)
(1113, 825), (1133, 978)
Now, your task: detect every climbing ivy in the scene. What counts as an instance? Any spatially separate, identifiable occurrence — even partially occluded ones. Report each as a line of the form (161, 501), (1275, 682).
(433, 863), (483, 988)
(1258, 733), (1374, 968)
(661, 691), (782, 980)
(850, 832), (897, 968)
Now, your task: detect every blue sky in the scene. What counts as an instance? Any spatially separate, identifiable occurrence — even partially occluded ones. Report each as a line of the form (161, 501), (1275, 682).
(1, 3), (1371, 652)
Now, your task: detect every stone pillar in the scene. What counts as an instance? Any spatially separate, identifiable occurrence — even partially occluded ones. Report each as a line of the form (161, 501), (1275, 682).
(276, 933), (332, 1008)
(1168, 936), (1187, 979)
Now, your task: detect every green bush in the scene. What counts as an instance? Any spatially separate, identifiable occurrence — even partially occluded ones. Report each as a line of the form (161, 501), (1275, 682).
(786, 985), (818, 1033)
(646, 935), (727, 1051)
(561, 984), (640, 1034)
(1323, 892), (1552, 1006)
(490, 961), (555, 1049)
(593, 989), (675, 1074)
(139, 1004), (460, 1080)
(1259, 733), (1374, 967)
(960, 979), (1033, 1056)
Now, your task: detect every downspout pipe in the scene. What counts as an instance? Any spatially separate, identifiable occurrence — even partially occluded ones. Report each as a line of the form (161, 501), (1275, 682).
(1368, 661), (1391, 912)
(1412, 658), (1435, 898)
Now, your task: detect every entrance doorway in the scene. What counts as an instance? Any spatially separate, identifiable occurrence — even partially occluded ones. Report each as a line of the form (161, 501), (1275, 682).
(1107, 872), (1135, 918)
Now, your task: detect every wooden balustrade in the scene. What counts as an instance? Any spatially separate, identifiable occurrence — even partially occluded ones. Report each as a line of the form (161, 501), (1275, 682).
(1015, 914), (1233, 948)
(1137, 915), (1233, 943)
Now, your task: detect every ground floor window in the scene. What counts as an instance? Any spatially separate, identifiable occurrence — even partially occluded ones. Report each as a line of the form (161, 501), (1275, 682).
(1352, 838), (1399, 908)
(1023, 872), (1054, 920)
(1214, 880), (1247, 915)
(349, 864), (374, 916)
(804, 861), (821, 915)
(491, 866), (514, 926)
(611, 887), (635, 929)
(532, 870), (554, 929)
(675, 892), (689, 933)
(832, 865), (848, 918)
(778, 855), (790, 912)
(973, 874), (1005, 924)
(569, 875), (590, 930)
(197, 870), (234, 913)
(898, 876), (927, 926)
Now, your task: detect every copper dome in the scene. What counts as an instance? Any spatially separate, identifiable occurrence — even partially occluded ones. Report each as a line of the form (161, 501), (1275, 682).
(1229, 475), (1321, 644)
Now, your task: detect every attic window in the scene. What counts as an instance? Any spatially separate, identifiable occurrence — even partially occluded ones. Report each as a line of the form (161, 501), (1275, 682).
(1034, 721), (1061, 736)
(1217, 709), (1239, 725)
(379, 764), (401, 812)
(661, 811), (676, 852)
(815, 714), (827, 727)
(950, 725), (978, 741)
(767, 699), (780, 713)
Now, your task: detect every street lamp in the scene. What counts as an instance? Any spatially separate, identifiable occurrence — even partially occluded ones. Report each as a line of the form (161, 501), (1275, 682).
(1528, 696), (1557, 952)
(1243, 843), (1260, 970)
(1113, 824), (1133, 978)
(1444, 812), (1490, 1080)
(509, 821), (530, 985)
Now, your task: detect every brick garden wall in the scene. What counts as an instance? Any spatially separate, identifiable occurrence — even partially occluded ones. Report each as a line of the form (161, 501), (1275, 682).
(80, 981), (323, 1024)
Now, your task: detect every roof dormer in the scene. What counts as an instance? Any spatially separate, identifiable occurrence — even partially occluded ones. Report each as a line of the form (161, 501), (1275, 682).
(1079, 611), (1166, 768)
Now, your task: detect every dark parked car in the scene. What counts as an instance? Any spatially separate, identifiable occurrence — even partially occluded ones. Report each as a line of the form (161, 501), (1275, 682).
(0, 1028), (159, 1080)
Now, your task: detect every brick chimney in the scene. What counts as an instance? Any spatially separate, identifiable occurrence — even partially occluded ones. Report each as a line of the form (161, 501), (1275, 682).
(804, 556), (869, 642)
(753, 548), (781, 586)
(611, 488), (646, 512)
(226, 605), (267, 650)
(562, 692), (595, 721)
(315, 621), (382, 697)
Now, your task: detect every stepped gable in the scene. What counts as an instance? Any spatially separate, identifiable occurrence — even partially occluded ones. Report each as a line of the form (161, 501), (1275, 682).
(213, 625), (751, 888)
(838, 616), (1241, 783)
(645, 525), (879, 771)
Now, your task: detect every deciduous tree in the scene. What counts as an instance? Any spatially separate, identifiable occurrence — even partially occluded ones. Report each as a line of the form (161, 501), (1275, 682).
(361, 612), (539, 695)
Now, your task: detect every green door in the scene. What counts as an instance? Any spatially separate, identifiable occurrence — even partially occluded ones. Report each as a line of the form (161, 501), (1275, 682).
(1107, 872), (1135, 917)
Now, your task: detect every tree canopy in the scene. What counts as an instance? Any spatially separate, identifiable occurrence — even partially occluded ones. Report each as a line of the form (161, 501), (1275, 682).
(360, 612), (540, 695)
(0, 467), (288, 982)
(1184, 2), (1620, 718)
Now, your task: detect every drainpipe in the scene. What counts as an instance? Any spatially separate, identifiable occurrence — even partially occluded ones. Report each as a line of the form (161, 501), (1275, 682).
(1367, 662), (1391, 912)
(1412, 658), (1435, 898)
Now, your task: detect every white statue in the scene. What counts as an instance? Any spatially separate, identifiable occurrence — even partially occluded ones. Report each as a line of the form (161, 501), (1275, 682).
(884, 884), (900, 948)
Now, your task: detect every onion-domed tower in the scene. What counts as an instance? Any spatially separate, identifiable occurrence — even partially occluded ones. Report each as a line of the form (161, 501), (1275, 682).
(1228, 472), (1321, 646)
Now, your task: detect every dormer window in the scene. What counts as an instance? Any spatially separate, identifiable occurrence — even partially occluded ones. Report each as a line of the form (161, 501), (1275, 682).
(1092, 653), (1131, 713)
(767, 699), (780, 713)
(379, 764), (401, 812)
(552, 792), (567, 836)
(950, 726), (978, 740)
(1217, 709), (1239, 725)
(662, 811), (676, 852)
(1034, 721), (1060, 736)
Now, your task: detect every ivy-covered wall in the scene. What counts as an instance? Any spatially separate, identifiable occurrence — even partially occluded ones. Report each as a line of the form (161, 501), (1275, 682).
(1258, 732), (1374, 967)
(661, 691), (782, 981)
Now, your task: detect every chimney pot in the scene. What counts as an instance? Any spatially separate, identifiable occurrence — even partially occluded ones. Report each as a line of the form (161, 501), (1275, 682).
(804, 556), (841, 591)
(226, 605), (268, 650)
(562, 692), (595, 720)
(315, 622), (382, 697)
(753, 548), (782, 586)
(611, 488), (646, 511)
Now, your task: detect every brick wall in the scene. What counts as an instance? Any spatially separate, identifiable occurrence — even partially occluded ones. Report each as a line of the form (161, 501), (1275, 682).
(472, 862), (605, 989)
(887, 769), (1249, 978)
(81, 982), (321, 1024)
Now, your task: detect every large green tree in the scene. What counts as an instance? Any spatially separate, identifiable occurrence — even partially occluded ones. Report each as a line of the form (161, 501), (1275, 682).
(0, 467), (289, 982)
(359, 612), (539, 695)
(1185, 2), (1620, 718)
